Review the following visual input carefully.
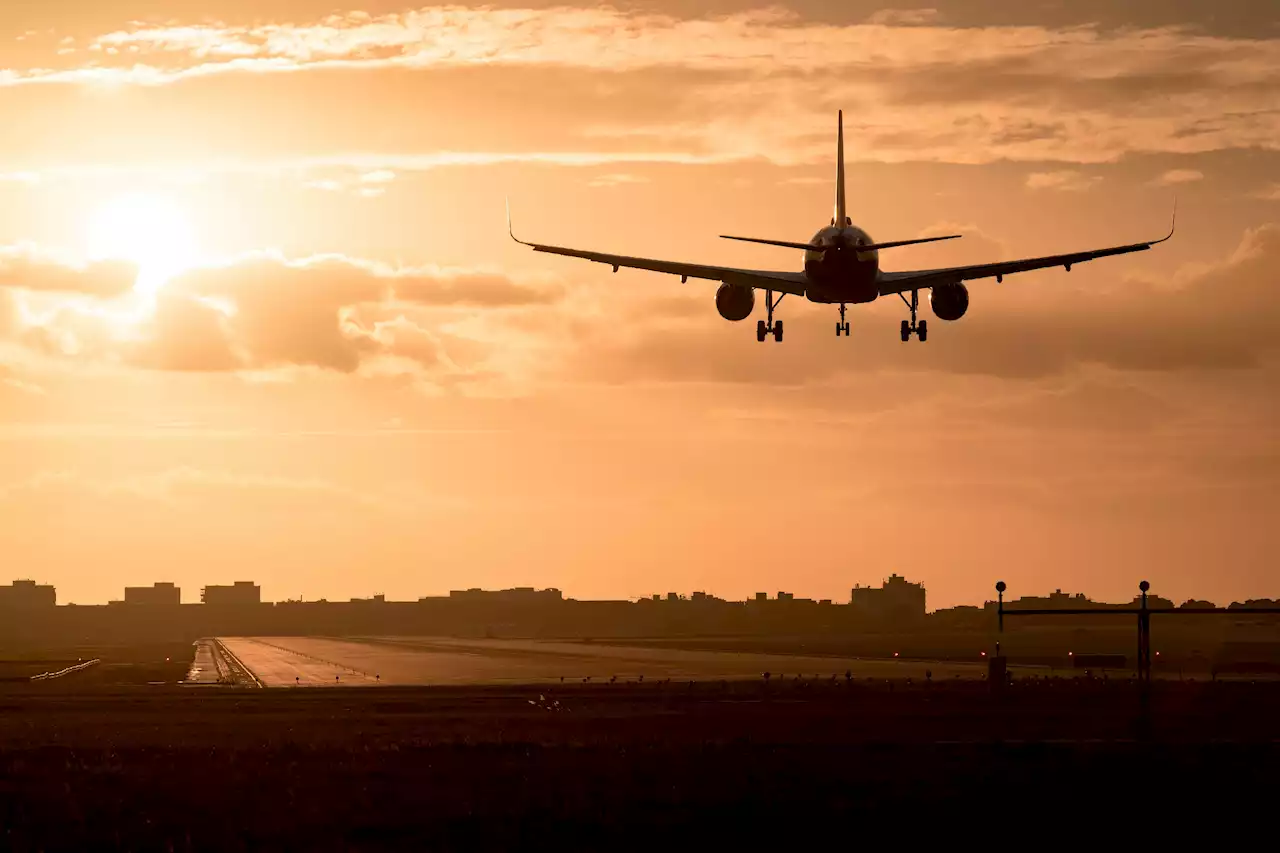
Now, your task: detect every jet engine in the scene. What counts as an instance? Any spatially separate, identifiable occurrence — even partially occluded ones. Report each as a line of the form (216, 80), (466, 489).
(715, 283), (755, 322)
(929, 283), (969, 321)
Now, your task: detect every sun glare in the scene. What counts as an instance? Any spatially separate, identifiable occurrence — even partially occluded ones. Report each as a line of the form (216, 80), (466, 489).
(87, 192), (200, 296)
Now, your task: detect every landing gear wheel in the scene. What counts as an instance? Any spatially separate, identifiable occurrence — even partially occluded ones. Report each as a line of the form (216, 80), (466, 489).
(756, 289), (786, 342)
(899, 289), (927, 341)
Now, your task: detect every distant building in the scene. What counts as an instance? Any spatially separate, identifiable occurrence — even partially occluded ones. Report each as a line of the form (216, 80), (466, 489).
(201, 581), (261, 606)
(0, 579), (56, 608)
(1180, 599), (1218, 610)
(754, 592), (767, 602)
(124, 582), (180, 606)
(777, 591), (794, 601)
(1012, 589), (1092, 609)
(850, 574), (926, 620)
(447, 587), (563, 603)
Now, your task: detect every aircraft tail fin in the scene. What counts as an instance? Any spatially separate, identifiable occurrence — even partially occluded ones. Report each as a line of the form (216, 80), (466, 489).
(834, 110), (847, 227)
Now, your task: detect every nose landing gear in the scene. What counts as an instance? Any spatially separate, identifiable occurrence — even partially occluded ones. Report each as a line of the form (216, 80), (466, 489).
(756, 289), (786, 342)
(898, 288), (928, 342)
(835, 303), (850, 337)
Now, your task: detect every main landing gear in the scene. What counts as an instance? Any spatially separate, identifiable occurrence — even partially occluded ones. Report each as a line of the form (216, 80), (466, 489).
(898, 288), (928, 342)
(756, 289), (785, 342)
(835, 303), (850, 337)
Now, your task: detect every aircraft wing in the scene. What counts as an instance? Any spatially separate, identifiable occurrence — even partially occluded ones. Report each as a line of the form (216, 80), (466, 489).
(509, 208), (808, 296)
(877, 211), (1176, 295)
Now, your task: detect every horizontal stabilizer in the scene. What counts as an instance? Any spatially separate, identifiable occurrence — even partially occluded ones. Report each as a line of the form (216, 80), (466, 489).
(719, 233), (963, 253)
(719, 235), (828, 252)
(860, 234), (963, 251)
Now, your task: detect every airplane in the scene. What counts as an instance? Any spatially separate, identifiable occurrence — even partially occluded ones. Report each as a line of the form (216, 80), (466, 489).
(508, 111), (1175, 343)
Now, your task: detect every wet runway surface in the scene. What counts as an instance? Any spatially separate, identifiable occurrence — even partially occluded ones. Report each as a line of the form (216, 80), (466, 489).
(219, 635), (988, 687)
(185, 641), (220, 684)
(217, 638), (379, 686)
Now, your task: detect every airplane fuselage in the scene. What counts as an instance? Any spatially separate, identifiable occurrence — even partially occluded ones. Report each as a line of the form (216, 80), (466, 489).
(802, 225), (881, 304)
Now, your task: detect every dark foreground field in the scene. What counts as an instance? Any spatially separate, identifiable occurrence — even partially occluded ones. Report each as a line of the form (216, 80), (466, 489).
(1, 679), (1276, 850)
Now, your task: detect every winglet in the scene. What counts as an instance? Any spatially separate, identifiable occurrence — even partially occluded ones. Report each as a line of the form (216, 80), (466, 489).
(1147, 197), (1177, 246)
(506, 197), (530, 246)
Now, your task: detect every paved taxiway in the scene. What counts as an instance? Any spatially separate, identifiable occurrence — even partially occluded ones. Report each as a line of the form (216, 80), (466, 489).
(218, 635), (989, 687)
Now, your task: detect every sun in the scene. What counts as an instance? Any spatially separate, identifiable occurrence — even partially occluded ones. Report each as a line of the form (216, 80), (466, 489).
(87, 192), (200, 296)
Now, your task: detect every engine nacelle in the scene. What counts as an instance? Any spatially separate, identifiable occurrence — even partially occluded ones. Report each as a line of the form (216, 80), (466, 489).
(715, 283), (755, 322)
(930, 283), (969, 321)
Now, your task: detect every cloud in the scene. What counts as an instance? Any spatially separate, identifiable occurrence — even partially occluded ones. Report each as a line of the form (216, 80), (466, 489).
(6, 221), (1278, 388)
(0, 288), (14, 334)
(0, 359), (48, 397)
(0, 467), (421, 513)
(0, 10), (1274, 167)
(960, 221), (1280, 375)
(1025, 170), (1102, 192)
(171, 251), (560, 372)
(0, 245), (137, 297)
(116, 467), (398, 509)
(1154, 169), (1205, 186)
(127, 290), (243, 372)
(588, 173), (650, 188)
(573, 222), (1280, 383)
(48, 10), (1270, 84)
(867, 9), (941, 26)
(2, 249), (564, 378)
(1, 375), (48, 396)
(1254, 184), (1280, 201)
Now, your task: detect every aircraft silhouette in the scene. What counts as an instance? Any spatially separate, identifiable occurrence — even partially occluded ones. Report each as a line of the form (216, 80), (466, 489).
(510, 112), (1175, 343)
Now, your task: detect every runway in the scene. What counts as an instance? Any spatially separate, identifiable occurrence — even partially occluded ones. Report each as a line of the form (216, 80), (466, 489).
(217, 635), (989, 687)
(217, 638), (379, 686)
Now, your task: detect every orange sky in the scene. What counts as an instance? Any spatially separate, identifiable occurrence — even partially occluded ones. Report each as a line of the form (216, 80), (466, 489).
(1, 2), (1277, 608)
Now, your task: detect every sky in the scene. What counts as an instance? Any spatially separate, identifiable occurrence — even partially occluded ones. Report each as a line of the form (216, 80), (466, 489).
(0, 1), (1277, 608)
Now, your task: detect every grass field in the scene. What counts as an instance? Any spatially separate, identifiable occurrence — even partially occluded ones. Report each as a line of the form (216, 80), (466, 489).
(1, 676), (1277, 849)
